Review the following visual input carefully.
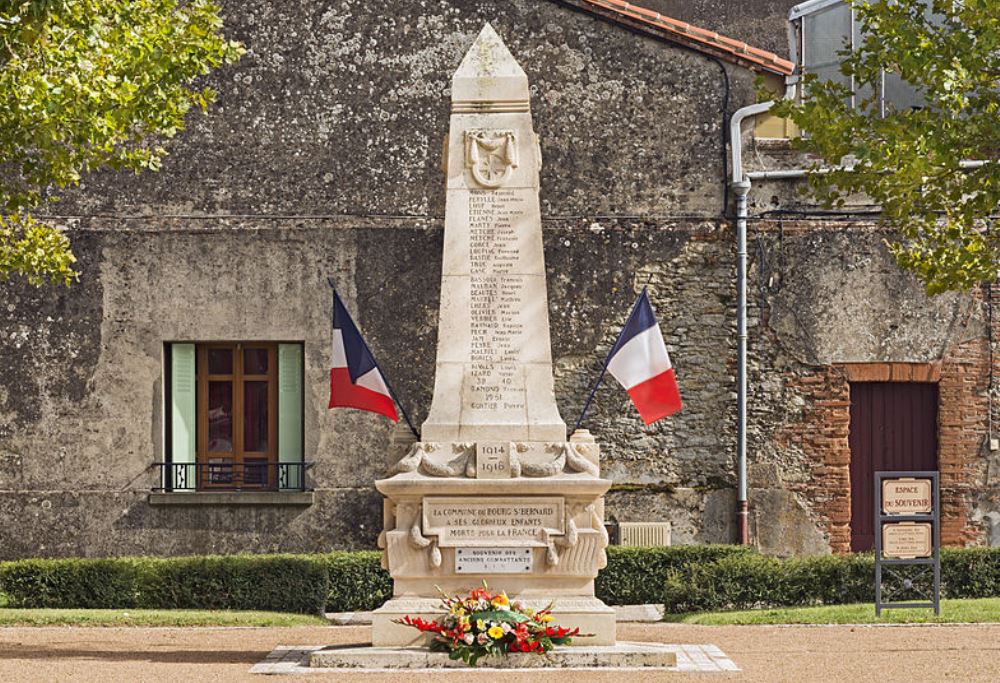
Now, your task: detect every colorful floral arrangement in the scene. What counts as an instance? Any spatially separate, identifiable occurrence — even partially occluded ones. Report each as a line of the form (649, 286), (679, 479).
(395, 584), (583, 666)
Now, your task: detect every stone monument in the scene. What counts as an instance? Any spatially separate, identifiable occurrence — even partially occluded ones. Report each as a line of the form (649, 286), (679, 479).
(371, 24), (616, 647)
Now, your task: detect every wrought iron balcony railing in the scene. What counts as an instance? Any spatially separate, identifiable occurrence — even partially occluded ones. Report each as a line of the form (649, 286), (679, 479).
(152, 461), (313, 492)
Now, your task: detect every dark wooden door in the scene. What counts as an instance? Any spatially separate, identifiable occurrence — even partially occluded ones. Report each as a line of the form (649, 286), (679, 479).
(849, 382), (938, 551)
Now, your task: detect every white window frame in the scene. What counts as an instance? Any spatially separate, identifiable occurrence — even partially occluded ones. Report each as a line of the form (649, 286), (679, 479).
(790, 0), (932, 117)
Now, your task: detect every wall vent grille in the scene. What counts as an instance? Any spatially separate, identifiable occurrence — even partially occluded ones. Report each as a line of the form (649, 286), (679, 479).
(618, 522), (672, 547)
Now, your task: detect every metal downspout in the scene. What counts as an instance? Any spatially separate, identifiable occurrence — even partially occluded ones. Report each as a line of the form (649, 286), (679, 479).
(728, 83), (796, 545)
(733, 178), (751, 545)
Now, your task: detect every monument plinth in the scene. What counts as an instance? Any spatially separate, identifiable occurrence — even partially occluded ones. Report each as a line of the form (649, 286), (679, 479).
(372, 24), (615, 647)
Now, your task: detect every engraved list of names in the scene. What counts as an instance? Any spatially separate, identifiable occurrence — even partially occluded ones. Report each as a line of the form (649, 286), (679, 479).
(465, 188), (529, 421)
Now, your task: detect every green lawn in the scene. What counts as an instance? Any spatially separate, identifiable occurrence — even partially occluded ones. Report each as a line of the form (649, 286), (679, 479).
(0, 608), (328, 627)
(664, 598), (1000, 625)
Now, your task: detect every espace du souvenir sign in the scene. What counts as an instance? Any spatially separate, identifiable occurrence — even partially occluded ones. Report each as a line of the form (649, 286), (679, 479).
(881, 478), (933, 559)
(874, 472), (940, 616)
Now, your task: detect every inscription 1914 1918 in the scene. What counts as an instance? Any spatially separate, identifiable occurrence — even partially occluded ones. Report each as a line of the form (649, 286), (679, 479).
(476, 442), (510, 479)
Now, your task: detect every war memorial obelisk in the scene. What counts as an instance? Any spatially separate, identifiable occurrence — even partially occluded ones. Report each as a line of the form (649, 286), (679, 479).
(371, 24), (616, 647)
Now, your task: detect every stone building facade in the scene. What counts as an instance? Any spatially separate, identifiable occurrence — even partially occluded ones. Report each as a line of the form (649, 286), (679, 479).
(1, 0), (996, 559)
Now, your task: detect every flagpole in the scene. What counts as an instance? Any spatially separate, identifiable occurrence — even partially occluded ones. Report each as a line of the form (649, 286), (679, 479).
(327, 278), (421, 440)
(572, 287), (646, 432)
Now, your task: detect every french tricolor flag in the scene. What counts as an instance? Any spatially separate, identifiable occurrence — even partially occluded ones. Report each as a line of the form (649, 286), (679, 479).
(328, 289), (398, 422)
(606, 288), (682, 425)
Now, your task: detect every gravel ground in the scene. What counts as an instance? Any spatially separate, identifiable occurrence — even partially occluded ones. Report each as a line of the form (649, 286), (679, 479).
(1, 622), (998, 682)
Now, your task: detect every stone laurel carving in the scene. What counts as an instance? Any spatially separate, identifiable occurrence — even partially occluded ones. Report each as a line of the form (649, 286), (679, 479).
(587, 504), (610, 548)
(388, 441), (599, 478)
(465, 129), (518, 188)
(386, 443), (436, 475)
(565, 443), (600, 477)
(514, 446), (565, 478)
(408, 519), (442, 569)
(587, 503), (610, 570)
(387, 442), (474, 478)
(540, 518), (579, 567)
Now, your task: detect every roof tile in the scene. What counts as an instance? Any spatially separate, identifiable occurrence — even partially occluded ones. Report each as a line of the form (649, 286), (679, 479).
(569, 0), (795, 76)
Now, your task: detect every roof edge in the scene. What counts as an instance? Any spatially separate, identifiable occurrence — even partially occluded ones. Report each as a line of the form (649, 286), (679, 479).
(553, 0), (796, 76)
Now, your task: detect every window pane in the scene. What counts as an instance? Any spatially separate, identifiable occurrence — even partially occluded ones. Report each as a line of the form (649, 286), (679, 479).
(244, 348), (269, 375)
(208, 348), (232, 375)
(243, 457), (269, 487)
(883, 71), (925, 112)
(808, 64), (851, 91)
(208, 381), (233, 452)
(207, 457), (234, 485)
(803, 3), (852, 70)
(244, 381), (269, 451)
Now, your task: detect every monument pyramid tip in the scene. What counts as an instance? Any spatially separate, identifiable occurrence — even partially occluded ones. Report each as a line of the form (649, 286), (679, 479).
(453, 22), (526, 83)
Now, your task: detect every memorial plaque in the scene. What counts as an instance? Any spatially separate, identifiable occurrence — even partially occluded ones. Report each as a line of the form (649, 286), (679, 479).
(882, 522), (932, 559)
(882, 477), (932, 515)
(455, 548), (533, 574)
(476, 442), (511, 479)
(423, 496), (564, 547)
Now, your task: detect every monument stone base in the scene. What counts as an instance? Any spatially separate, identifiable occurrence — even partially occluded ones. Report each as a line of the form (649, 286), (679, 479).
(370, 596), (617, 647)
(309, 643), (677, 669)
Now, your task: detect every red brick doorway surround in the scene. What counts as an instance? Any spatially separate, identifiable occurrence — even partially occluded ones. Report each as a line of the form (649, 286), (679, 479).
(777, 356), (987, 554)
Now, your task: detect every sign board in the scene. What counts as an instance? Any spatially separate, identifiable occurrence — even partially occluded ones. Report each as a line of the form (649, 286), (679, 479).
(422, 496), (564, 547)
(882, 522), (933, 559)
(476, 442), (511, 479)
(874, 471), (940, 616)
(455, 547), (533, 574)
(882, 478), (932, 515)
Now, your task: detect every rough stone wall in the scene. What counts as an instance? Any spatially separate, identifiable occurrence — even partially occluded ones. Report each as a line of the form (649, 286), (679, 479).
(0, 0), (753, 559)
(1, 0), (996, 559)
(738, 209), (996, 555)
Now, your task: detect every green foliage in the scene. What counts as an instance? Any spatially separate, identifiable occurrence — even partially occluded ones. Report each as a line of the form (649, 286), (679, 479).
(595, 544), (755, 605)
(0, 557), (143, 608)
(0, 213), (77, 285)
(941, 547), (1000, 598)
(668, 597), (1000, 624)
(663, 547), (1000, 612)
(2, 547), (998, 615)
(0, 608), (330, 627)
(139, 555), (329, 614)
(0, 0), (243, 285)
(0, 555), (330, 614)
(662, 553), (875, 612)
(770, 0), (1000, 294)
(320, 551), (392, 612)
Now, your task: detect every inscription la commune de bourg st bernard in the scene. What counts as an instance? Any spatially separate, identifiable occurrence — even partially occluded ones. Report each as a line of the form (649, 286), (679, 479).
(423, 497), (564, 547)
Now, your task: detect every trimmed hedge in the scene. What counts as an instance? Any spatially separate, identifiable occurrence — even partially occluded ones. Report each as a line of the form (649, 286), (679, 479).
(662, 547), (1000, 612)
(0, 558), (144, 609)
(1, 547), (998, 614)
(662, 553), (874, 612)
(139, 555), (329, 614)
(596, 544), (755, 606)
(0, 555), (329, 614)
(321, 551), (391, 612)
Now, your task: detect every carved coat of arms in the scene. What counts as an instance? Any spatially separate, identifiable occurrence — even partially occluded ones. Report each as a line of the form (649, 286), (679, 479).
(464, 129), (518, 188)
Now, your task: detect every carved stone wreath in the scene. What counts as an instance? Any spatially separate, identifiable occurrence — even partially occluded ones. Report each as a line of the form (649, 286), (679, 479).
(386, 441), (599, 478)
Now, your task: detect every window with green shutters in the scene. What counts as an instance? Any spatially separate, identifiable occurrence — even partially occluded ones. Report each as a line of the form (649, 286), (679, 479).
(164, 342), (305, 492)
